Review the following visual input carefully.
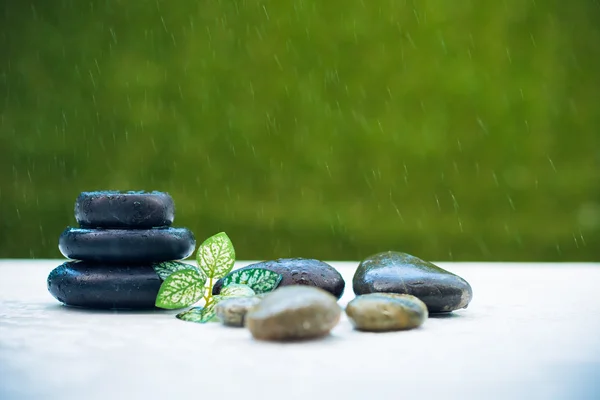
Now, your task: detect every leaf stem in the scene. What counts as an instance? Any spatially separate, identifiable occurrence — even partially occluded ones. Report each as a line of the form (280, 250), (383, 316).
(203, 276), (215, 306)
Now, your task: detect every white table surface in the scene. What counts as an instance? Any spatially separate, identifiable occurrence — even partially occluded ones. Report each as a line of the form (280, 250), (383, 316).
(1, 260), (599, 400)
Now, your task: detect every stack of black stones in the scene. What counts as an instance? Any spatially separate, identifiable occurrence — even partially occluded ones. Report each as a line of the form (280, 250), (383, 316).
(47, 191), (196, 310)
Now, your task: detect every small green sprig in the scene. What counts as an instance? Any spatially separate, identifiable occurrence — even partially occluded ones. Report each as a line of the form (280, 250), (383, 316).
(152, 232), (282, 324)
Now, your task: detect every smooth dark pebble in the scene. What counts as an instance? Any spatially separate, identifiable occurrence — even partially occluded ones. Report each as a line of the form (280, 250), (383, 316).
(352, 251), (473, 313)
(47, 261), (163, 309)
(75, 190), (175, 228)
(58, 227), (196, 263)
(213, 258), (345, 299)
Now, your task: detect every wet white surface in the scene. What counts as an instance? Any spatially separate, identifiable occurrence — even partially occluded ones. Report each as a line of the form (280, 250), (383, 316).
(1, 260), (599, 400)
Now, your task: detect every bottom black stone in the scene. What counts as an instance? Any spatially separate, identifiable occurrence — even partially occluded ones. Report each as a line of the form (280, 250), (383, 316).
(47, 261), (163, 310)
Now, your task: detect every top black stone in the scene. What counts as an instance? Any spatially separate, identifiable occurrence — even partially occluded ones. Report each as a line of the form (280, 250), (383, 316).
(74, 191), (175, 228)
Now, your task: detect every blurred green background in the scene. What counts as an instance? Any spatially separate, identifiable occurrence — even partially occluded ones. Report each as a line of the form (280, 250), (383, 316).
(1, 0), (598, 262)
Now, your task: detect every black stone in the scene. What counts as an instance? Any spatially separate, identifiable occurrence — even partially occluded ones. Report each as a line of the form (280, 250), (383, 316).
(47, 261), (163, 309)
(213, 258), (345, 299)
(352, 251), (473, 313)
(58, 227), (196, 263)
(75, 191), (175, 228)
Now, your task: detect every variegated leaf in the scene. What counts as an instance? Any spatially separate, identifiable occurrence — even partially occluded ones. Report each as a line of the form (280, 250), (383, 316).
(152, 261), (204, 281)
(221, 268), (283, 294)
(196, 232), (236, 279)
(220, 283), (255, 298)
(155, 269), (206, 310)
(176, 296), (223, 323)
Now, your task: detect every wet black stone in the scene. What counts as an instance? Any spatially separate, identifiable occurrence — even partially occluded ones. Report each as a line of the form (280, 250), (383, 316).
(75, 191), (175, 228)
(213, 258), (345, 299)
(47, 261), (163, 309)
(352, 251), (473, 313)
(58, 227), (196, 263)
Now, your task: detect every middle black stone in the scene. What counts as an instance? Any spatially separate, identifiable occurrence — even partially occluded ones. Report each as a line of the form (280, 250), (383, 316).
(58, 227), (196, 263)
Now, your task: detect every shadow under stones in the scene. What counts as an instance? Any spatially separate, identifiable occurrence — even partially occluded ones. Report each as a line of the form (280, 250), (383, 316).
(45, 303), (175, 315)
(429, 312), (464, 319)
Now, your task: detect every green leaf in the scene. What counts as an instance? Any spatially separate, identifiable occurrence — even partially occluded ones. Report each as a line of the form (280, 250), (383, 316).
(221, 268), (283, 294)
(220, 283), (255, 298)
(176, 296), (223, 323)
(176, 307), (215, 323)
(196, 232), (236, 279)
(155, 269), (206, 310)
(152, 261), (204, 281)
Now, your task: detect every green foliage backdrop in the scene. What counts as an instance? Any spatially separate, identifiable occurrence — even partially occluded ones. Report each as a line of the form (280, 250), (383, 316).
(1, 0), (599, 261)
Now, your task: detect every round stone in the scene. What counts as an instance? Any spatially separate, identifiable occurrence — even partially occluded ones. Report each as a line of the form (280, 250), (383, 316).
(58, 227), (196, 263)
(346, 293), (428, 332)
(213, 258), (346, 299)
(74, 191), (175, 228)
(47, 261), (163, 309)
(215, 296), (263, 327)
(245, 286), (342, 341)
(352, 251), (473, 313)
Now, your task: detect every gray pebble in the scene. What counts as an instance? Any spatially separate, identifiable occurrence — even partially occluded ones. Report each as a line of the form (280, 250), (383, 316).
(346, 293), (428, 332)
(246, 286), (342, 341)
(215, 296), (263, 327)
